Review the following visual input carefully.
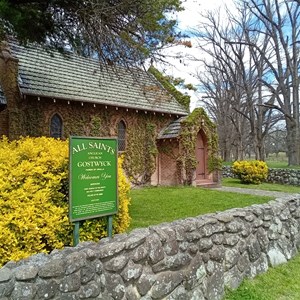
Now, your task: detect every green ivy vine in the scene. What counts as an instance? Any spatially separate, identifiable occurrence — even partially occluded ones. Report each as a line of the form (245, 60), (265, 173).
(144, 123), (158, 183)
(178, 107), (222, 185)
(123, 120), (158, 185)
(148, 66), (190, 112)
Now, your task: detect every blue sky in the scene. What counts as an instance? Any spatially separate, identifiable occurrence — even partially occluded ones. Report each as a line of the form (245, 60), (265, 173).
(157, 0), (234, 110)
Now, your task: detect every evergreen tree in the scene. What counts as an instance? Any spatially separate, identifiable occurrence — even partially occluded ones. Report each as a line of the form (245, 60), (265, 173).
(0, 0), (183, 67)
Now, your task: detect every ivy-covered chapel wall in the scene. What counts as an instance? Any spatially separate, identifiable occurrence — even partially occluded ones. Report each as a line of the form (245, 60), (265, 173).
(178, 108), (221, 185)
(157, 139), (180, 185)
(18, 96), (176, 185)
(148, 67), (221, 186)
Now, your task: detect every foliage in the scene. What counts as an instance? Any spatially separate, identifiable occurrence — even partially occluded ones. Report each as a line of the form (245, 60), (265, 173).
(129, 186), (271, 230)
(0, 0), (184, 67)
(144, 123), (158, 183)
(165, 75), (197, 91)
(0, 136), (69, 265)
(80, 156), (131, 240)
(222, 178), (300, 194)
(178, 107), (221, 185)
(0, 137), (131, 266)
(123, 121), (158, 185)
(148, 66), (190, 111)
(10, 98), (163, 186)
(147, 69), (222, 183)
(224, 253), (300, 300)
(232, 160), (268, 184)
(207, 155), (223, 173)
(124, 122), (147, 184)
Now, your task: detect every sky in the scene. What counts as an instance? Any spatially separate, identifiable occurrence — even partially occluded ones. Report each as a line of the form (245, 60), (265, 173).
(156, 0), (234, 110)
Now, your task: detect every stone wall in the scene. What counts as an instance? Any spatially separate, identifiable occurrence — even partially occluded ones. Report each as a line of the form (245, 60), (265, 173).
(1, 195), (300, 300)
(222, 166), (300, 186)
(267, 168), (300, 186)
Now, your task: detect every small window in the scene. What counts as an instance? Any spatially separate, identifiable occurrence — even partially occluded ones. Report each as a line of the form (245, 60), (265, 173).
(118, 120), (126, 151)
(50, 114), (63, 138)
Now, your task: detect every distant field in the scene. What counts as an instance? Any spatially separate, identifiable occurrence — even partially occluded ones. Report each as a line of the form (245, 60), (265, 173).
(222, 178), (300, 193)
(223, 152), (300, 169)
(266, 152), (288, 162)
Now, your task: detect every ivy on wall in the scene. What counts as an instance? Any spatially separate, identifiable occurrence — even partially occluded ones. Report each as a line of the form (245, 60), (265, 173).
(16, 98), (169, 185)
(148, 66), (190, 112)
(89, 115), (102, 136)
(123, 118), (160, 185)
(9, 90), (221, 187)
(23, 103), (43, 137)
(144, 123), (158, 183)
(124, 121), (147, 184)
(147, 68), (222, 185)
(178, 108), (222, 185)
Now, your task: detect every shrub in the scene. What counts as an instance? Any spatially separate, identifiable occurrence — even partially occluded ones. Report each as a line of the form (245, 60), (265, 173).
(232, 160), (268, 184)
(0, 137), (131, 266)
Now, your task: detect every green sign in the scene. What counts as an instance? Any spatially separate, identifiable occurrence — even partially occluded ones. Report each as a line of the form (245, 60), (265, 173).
(69, 137), (118, 222)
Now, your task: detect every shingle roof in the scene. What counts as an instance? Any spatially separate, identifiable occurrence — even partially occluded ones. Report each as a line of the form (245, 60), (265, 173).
(8, 43), (188, 116)
(157, 116), (187, 139)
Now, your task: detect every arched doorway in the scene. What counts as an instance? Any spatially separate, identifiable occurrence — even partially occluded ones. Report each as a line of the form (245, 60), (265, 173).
(195, 129), (208, 180)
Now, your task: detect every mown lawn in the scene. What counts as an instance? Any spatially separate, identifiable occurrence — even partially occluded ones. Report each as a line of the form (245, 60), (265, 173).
(223, 158), (300, 169)
(267, 161), (300, 169)
(128, 186), (271, 230)
(221, 178), (300, 300)
(222, 178), (300, 194)
(128, 185), (300, 300)
(225, 254), (300, 300)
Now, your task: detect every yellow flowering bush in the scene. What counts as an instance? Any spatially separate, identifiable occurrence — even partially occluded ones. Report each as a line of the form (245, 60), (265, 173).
(80, 156), (131, 240)
(232, 160), (268, 184)
(0, 137), (131, 266)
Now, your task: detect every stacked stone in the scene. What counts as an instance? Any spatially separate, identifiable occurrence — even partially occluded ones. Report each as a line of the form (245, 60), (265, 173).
(268, 169), (300, 186)
(222, 166), (300, 186)
(221, 166), (235, 179)
(1, 195), (300, 300)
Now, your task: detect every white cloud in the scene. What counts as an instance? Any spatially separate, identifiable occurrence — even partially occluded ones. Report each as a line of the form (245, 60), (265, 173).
(177, 0), (230, 31)
(155, 0), (235, 111)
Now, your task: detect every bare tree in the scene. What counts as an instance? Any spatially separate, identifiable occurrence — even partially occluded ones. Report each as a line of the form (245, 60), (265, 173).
(194, 6), (281, 161)
(199, 64), (250, 161)
(264, 125), (287, 158)
(240, 0), (300, 165)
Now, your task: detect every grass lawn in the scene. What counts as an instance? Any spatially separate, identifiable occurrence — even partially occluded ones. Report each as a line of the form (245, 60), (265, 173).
(222, 178), (300, 194)
(225, 254), (300, 300)
(128, 184), (300, 300)
(128, 186), (271, 230)
(266, 161), (300, 169)
(223, 157), (300, 169)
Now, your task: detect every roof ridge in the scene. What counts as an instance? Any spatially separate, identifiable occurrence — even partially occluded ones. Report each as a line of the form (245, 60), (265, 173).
(5, 41), (188, 115)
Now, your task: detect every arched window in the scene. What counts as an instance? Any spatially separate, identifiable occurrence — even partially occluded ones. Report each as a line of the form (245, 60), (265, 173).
(118, 120), (126, 151)
(50, 114), (63, 138)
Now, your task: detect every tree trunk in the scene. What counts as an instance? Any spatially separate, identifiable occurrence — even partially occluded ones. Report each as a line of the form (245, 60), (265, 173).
(286, 119), (299, 165)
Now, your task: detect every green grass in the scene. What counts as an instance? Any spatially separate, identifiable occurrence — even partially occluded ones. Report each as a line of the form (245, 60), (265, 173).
(128, 183), (300, 300)
(266, 161), (300, 169)
(128, 184), (300, 299)
(128, 186), (271, 230)
(225, 254), (300, 300)
(223, 157), (300, 169)
(222, 178), (300, 194)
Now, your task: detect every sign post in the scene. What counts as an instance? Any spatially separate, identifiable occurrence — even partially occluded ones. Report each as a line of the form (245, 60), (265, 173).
(69, 137), (118, 245)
